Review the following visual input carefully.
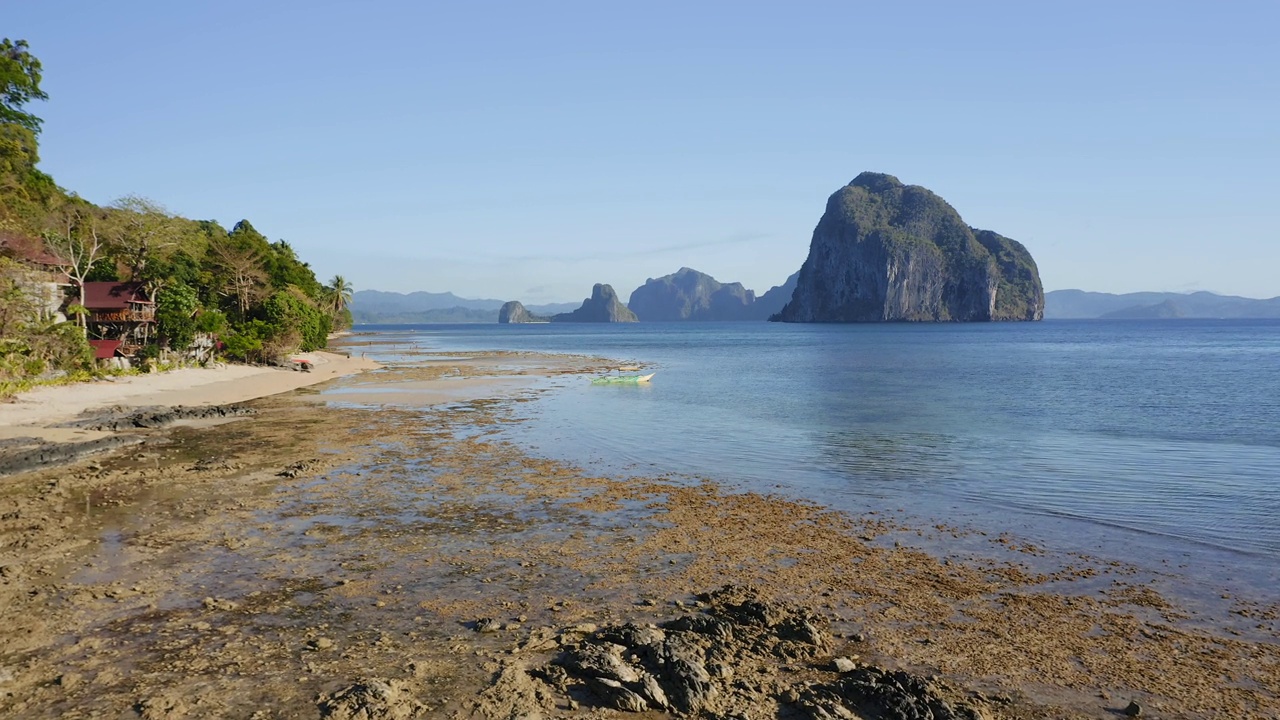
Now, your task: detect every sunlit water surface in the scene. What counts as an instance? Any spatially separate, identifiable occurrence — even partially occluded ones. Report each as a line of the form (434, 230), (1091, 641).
(351, 320), (1280, 605)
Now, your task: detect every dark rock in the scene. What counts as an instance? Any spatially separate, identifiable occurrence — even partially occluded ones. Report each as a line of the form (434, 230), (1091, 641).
(1124, 700), (1142, 717)
(551, 284), (638, 323)
(586, 676), (651, 712)
(558, 642), (642, 684)
(657, 639), (716, 713)
(640, 673), (670, 710)
(776, 172), (1043, 323)
(664, 613), (734, 641)
(0, 435), (145, 478)
(64, 404), (257, 433)
(278, 459), (322, 478)
(799, 665), (982, 720)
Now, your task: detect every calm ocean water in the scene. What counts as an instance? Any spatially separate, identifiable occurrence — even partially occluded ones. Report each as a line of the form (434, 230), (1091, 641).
(353, 320), (1280, 602)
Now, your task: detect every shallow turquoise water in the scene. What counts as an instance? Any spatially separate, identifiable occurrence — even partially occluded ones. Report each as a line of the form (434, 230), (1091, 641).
(353, 320), (1280, 602)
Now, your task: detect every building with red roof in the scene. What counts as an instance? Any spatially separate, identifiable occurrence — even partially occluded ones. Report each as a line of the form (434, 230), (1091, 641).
(81, 282), (155, 348)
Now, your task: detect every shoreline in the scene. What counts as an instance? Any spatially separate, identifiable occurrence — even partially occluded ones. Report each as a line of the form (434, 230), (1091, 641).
(0, 351), (1276, 717)
(0, 350), (381, 446)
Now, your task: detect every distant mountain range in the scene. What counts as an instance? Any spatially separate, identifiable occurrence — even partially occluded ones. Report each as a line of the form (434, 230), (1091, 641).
(1045, 290), (1280, 319)
(627, 268), (798, 322)
(355, 286), (1280, 325)
(350, 290), (577, 324)
(352, 269), (799, 324)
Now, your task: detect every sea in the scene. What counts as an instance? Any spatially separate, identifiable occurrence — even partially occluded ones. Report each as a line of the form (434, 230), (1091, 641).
(349, 320), (1280, 609)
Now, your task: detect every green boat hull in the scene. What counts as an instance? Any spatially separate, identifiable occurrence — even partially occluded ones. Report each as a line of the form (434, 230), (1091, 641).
(590, 373), (654, 385)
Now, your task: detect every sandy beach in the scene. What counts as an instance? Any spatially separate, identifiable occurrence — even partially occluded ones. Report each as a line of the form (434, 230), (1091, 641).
(0, 351), (381, 444)
(0, 350), (1277, 719)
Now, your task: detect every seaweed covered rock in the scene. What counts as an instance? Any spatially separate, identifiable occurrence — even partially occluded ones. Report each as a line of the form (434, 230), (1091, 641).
(535, 585), (989, 718)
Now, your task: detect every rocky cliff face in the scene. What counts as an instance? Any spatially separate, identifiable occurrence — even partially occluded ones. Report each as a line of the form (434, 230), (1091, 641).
(552, 284), (638, 323)
(776, 172), (1043, 323)
(498, 301), (548, 323)
(628, 268), (757, 321)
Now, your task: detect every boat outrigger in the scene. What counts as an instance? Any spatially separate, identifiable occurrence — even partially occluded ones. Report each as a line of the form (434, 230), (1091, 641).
(590, 372), (654, 385)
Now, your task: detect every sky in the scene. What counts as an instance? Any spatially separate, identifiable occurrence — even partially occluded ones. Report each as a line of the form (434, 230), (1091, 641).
(8, 1), (1279, 302)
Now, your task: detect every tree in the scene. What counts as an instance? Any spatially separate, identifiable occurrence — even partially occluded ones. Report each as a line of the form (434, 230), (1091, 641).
(1, 39), (48, 135)
(107, 195), (191, 296)
(44, 201), (105, 330)
(326, 275), (352, 314)
(209, 239), (268, 318)
(268, 239), (323, 297)
(0, 256), (38, 338)
(155, 283), (199, 350)
(0, 40), (56, 227)
(262, 286), (330, 352)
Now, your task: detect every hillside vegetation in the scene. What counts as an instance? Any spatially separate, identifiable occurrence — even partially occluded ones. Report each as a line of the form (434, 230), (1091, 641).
(0, 39), (349, 395)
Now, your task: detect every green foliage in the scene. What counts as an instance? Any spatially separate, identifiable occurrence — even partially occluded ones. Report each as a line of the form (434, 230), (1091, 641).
(220, 319), (272, 363)
(268, 240), (323, 297)
(1, 39), (48, 134)
(194, 309), (228, 335)
(0, 42), (334, 383)
(134, 343), (161, 363)
(262, 287), (330, 352)
(0, 256), (38, 337)
(156, 283), (199, 349)
(0, 320), (95, 398)
(973, 229), (1044, 320)
(323, 275), (354, 330)
(84, 257), (120, 282)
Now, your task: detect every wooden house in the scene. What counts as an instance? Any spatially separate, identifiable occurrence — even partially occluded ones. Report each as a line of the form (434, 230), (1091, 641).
(81, 282), (155, 349)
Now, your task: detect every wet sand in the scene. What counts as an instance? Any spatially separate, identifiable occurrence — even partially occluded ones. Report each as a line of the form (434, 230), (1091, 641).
(0, 352), (1277, 718)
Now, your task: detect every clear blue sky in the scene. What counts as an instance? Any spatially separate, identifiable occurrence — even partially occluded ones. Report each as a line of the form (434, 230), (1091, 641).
(10, 1), (1279, 302)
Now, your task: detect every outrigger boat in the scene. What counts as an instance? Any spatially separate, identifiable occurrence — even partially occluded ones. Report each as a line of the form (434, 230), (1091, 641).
(590, 372), (654, 385)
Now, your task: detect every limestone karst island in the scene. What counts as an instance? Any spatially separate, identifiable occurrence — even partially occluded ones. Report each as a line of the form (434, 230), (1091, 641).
(778, 172), (1044, 323)
(498, 172), (1044, 325)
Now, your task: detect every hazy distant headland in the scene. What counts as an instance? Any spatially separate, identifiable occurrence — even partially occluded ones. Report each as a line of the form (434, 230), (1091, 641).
(1045, 290), (1280, 319)
(350, 290), (577, 324)
(627, 268), (797, 322)
(353, 272), (798, 325)
(544, 283), (637, 323)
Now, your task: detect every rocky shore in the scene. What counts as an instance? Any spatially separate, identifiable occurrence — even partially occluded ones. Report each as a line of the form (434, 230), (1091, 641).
(0, 352), (1276, 718)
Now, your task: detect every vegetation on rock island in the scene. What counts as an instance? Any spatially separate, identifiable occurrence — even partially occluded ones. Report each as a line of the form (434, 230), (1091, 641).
(0, 39), (351, 397)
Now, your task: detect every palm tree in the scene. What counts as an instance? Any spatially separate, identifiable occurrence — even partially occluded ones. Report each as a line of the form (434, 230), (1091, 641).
(327, 275), (352, 315)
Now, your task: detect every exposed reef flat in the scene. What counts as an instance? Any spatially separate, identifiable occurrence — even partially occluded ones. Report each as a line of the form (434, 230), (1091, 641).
(0, 350), (1275, 718)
